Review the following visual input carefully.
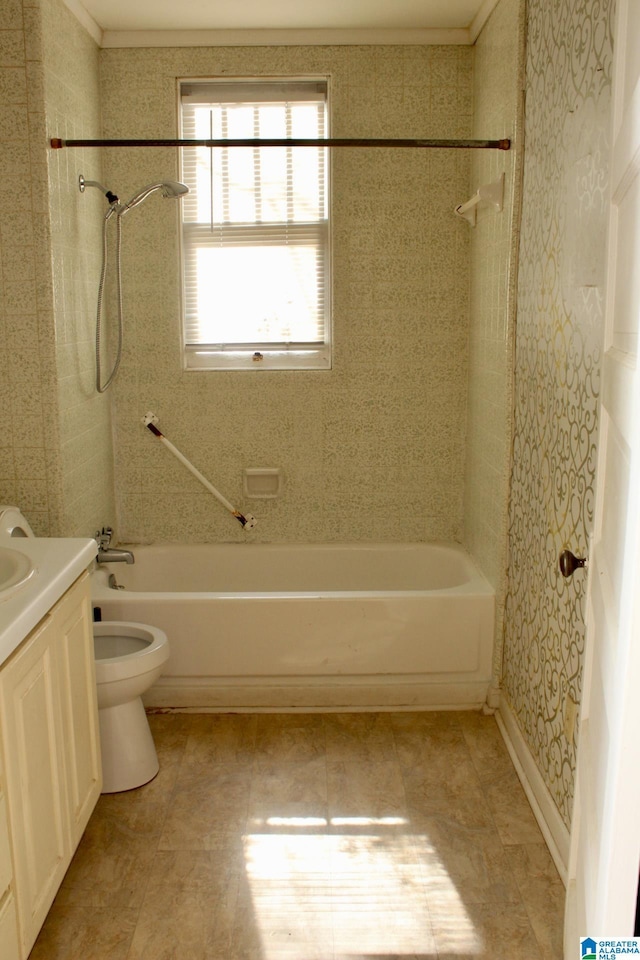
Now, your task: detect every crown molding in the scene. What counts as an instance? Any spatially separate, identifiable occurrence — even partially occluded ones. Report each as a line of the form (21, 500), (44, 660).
(100, 27), (472, 49)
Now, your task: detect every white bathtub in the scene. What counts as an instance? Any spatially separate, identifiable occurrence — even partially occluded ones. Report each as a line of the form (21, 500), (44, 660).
(91, 542), (495, 711)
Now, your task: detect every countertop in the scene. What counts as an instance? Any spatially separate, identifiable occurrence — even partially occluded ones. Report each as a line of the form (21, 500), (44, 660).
(0, 537), (97, 667)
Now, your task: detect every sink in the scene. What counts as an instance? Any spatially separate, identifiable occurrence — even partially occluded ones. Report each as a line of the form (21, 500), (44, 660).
(0, 546), (35, 601)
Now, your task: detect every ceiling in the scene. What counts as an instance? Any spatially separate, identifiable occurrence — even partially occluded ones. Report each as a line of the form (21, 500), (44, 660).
(73, 0), (490, 40)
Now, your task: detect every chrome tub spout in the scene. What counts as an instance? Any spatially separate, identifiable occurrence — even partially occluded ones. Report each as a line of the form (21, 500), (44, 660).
(97, 547), (135, 564)
(95, 527), (135, 564)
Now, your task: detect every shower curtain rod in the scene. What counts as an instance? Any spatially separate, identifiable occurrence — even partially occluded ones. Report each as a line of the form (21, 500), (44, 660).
(50, 137), (510, 150)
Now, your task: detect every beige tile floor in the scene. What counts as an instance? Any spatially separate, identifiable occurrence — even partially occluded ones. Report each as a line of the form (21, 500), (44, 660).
(32, 711), (565, 960)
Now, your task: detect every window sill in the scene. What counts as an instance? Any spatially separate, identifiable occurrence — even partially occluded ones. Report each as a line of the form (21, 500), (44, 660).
(184, 348), (332, 371)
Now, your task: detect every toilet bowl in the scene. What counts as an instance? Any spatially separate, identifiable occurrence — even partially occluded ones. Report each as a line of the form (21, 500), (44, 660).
(94, 621), (169, 793)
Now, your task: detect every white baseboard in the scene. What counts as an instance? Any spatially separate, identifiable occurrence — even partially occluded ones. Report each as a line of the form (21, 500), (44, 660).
(496, 696), (571, 885)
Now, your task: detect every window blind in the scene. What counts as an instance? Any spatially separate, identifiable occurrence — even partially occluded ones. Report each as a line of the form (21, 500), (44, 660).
(179, 79), (330, 370)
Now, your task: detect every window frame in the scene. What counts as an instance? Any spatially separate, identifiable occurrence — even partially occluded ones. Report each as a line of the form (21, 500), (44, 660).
(177, 76), (332, 372)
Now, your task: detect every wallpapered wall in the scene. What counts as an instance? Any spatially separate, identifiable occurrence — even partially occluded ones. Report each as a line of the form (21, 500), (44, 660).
(99, 45), (474, 544)
(502, 0), (613, 827)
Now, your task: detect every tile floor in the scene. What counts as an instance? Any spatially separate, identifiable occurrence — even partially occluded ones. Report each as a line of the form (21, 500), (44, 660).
(32, 711), (565, 960)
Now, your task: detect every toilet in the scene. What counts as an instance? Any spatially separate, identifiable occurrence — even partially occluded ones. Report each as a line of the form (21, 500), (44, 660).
(0, 504), (170, 794)
(0, 505), (35, 539)
(93, 621), (169, 793)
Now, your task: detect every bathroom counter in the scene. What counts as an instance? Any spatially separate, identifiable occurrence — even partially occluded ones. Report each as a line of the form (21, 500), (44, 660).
(0, 537), (97, 666)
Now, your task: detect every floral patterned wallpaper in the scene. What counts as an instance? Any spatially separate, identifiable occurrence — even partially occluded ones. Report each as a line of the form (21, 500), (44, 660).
(502, 0), (614, 827)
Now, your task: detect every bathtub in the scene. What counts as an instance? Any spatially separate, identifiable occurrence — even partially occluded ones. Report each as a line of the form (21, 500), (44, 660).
(91, 542), (495, 711)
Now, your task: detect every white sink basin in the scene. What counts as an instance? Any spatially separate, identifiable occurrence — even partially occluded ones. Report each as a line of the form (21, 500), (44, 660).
(0, 536), (97, 666)
(0, 547), (35, 601)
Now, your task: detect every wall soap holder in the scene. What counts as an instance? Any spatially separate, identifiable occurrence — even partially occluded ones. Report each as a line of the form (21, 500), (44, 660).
(454, 172), (504, 226)
(243, 467), (284, 499)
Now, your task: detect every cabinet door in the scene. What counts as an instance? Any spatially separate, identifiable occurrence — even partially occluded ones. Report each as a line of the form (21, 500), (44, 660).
(0, 793), (14, 897)
(0, 792), (19, 959)
(52, 573), (102, 845)
(0, 616), (69, 957)
(0, 893), (20, 960)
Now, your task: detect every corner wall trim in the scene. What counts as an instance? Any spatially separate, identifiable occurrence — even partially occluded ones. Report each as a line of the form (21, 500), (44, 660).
(61, 0), (103, 45)
(496, 697), (571, 885)
(468, 0), (501, 43)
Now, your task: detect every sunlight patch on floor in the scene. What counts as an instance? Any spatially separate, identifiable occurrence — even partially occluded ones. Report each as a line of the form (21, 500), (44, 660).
(244, 817), (481, 958)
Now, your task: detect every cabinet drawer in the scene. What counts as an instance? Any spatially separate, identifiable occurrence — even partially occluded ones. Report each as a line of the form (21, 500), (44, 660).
(0, 793), (13, 894)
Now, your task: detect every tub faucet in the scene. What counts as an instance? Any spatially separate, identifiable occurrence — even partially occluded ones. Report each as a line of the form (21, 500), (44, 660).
(95, 527), (135, 564)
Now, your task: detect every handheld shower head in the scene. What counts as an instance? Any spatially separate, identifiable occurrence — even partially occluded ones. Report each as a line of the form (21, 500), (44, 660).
(119, 180), (189, 216)
(89, 175), (189, 393)
(160, 180), (189, 198)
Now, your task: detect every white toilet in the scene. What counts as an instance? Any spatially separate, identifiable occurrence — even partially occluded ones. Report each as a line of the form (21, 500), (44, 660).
(0, 504), (35, 539)
(0, 505), (170, 792)
(93, 621), (169, 793)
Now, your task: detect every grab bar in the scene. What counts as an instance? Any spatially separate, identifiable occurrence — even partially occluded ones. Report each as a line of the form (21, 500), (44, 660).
(142, 412), (257, 529)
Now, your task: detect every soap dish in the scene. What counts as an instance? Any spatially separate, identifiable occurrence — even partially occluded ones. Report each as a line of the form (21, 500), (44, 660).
(242, 468), (284, 499)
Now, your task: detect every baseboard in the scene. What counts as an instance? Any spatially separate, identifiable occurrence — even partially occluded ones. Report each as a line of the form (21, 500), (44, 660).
(496, 696), (571, 885)
(144, 676), (490, 712)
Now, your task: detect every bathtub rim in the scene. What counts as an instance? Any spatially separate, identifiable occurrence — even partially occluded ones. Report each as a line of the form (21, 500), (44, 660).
(91, 540), (494, 600)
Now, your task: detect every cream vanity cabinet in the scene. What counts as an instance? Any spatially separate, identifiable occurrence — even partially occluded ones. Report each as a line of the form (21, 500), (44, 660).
(0, 572), (101, 958)
(0, 756), (20, 960)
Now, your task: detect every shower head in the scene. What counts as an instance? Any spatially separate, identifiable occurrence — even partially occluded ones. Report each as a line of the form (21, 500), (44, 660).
(118, 180), (189, 216)
(160, 181), (189, 198)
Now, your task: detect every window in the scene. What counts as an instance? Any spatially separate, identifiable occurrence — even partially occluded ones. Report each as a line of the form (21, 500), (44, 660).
(179, 78), (331, 370)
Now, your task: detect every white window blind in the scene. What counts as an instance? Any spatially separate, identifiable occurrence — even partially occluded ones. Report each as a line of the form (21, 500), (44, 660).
(179, 79), (331, 370)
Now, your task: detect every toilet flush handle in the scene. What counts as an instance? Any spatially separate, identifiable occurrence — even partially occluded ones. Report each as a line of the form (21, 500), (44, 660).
(559, 549), (587, 579)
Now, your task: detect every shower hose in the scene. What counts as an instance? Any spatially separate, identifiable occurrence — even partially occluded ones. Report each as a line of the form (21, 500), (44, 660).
(95, 209), (124, 393)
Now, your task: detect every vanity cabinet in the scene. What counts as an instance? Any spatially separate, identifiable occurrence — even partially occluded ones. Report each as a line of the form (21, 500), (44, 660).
(0, 772), (20, 960)
(0, 572), (101, 958)
(52, 574), (102, 845)
(0, 892), (20, 960)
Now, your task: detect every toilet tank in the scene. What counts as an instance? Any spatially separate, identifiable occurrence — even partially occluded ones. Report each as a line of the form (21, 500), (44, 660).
(0, 507), (35, 538)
